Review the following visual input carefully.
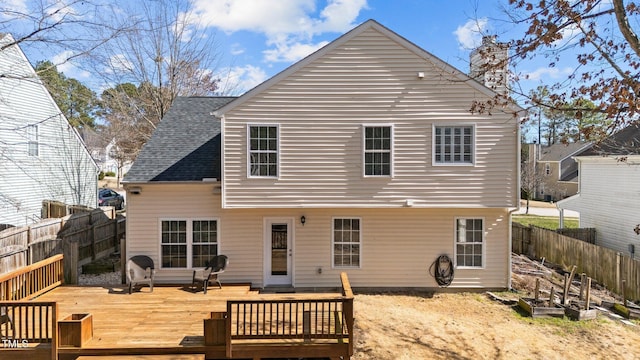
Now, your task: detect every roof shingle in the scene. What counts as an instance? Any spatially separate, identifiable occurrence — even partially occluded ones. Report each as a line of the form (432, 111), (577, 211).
(124, 96), (236, 183)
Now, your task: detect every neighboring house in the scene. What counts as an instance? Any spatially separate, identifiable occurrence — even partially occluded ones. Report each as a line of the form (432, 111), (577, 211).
(526, 142), (592, 201)
(123, 20), (522, 290)
(79, 128), (132, 176)
(558, 123), (640, 258)
(0, 34), (98, 226)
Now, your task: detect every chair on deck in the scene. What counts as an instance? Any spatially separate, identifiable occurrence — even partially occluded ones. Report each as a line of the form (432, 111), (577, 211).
(192, 255), (228, 294)
(126, 255), (155, 294)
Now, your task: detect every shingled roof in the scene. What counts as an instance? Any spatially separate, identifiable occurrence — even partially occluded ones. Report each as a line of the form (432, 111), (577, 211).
(124, 96), (236, 183)
(580, 121), (640, 156)
(538, 142), (592, 162)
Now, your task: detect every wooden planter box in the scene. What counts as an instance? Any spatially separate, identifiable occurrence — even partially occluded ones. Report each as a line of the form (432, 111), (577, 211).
(204, 311), (227, 346)
(58, 313), (93, 347)
(518, 298), (565, 318)
(564, 305), (598, 321)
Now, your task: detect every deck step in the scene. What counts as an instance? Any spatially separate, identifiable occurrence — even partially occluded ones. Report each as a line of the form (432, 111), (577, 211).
(260, 286), (296, 294)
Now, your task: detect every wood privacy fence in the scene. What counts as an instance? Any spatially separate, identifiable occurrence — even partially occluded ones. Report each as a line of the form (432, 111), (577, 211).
(512, 223), (640, 301)
(0, 209), (124, 284)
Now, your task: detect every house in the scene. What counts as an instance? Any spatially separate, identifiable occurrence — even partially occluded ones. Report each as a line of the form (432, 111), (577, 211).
(79, 127), (133, 176)
(526, 142), (592, 201)
(123, 20), (522, 290)
(0, 34), (98, 226)
(558, 123), (640, 258)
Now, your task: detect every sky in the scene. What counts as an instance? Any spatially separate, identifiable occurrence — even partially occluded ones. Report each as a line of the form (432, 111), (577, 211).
(6, 0), (566, 99)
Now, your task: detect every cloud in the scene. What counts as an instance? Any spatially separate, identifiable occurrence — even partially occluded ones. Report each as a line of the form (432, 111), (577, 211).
(191, 0), (367, 62)
(523, 66), (574, 81)
(2, 0), (28, 15)
(104, 54), (133, 74)
(263, 40), (329, 62)
(454, 18), (488, 49)
(52, 50), (90, 78)
(230, 43), (245, 56)
(216, 65), (269, 95)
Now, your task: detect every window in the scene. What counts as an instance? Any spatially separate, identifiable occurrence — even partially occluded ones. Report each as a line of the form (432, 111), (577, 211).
(455, 218), (484, 268)
(161, 220), (187, 268)
(364, 126), (392, 176)
(161, 219), (219, 268)
(27, 124), (39, 156)
(332, 218), (361, 268)
(192, 220), (218, 267)
(248, 125), (278, 177)
(434, 126), (473, 164)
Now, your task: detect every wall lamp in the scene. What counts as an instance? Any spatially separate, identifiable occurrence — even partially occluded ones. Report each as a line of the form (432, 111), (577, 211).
(129, 187), (142, 195)
(300, 216), (306, 226)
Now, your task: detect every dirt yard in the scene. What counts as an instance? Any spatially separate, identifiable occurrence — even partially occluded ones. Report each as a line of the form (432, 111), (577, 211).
(351, 254), (640, 360)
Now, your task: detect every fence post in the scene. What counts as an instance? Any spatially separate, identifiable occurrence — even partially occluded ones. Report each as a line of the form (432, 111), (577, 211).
(91, 225), (97, 260)
(63, 238), (79, 285)
(616, 252), (621, 294)
(120, 237), (126, 285)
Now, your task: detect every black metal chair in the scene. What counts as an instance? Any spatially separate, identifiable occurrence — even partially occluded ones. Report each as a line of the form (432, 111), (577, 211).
(192, 255), (228, 294)
(126, 255), (155, 294)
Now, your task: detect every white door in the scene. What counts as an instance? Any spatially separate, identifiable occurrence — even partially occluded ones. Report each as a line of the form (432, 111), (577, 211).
(264, 218), (293, 286)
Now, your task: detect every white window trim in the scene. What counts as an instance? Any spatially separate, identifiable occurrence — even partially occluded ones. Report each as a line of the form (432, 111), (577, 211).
(362, 124), (394, 178)
(159, 218), (220, 269)
(453, 217), (485, 269)
(331, 216), (363, 269)
(27, 124), (39, 157)
(432, 124), (476, 166)
(246, 123), (280, 179)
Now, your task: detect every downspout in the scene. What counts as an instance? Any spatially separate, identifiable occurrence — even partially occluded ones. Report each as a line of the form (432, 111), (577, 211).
(508, 113), (523, 290)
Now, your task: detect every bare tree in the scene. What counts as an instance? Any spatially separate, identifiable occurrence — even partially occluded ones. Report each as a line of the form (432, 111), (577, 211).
(97, 0), (221, 170)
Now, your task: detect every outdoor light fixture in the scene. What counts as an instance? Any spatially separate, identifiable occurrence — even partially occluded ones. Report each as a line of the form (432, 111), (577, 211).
(129, 187), (142, 195)
(301, 216), (306, 226)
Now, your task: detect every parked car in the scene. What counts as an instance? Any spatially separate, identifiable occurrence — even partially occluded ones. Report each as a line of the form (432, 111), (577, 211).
(98, 188), (124, 210)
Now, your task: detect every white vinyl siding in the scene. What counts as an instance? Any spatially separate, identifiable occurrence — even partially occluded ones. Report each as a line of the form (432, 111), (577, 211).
(434, 125), (474, 165)
(455, 218), (484, 268)
(160, 218), (219, 269)
(364, 126), (392, 176)
(221, 27), (518, 209)
(559, 156), (640, 256)
(0, 34), (98, 226)
(248, 125), (278, 178)
(332, 218), (361, 268)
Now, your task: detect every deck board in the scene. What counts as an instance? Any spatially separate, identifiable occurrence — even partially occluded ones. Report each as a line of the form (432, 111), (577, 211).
(35, 284), (256, 350)
(30, 284), (346, 359)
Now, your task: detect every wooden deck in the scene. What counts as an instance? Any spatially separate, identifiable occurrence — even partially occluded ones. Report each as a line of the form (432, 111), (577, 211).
(31, 284), (347, 359)
(1, 256), (352, 360)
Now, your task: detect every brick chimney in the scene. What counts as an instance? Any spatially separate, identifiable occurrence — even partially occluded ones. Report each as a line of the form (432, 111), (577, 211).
(469, 35), (509, 95)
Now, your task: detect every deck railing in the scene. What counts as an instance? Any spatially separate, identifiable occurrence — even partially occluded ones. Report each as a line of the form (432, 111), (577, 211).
(0, 301), (58, 360)
(0, 254), (64, 301)
(225, 272), (354, 359)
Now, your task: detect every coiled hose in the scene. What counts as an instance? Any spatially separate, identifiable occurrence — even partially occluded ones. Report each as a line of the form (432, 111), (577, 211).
(429, 254), (454, 287)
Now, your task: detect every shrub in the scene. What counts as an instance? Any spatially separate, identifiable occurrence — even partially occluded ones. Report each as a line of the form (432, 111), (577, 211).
(98, 171), (105, 180)
(105, 171), (116, 177)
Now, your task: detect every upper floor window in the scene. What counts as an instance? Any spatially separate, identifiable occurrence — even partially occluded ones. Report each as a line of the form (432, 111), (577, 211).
(434, 125), (473, 164)
(455, 218), (484, 268)
(27, 124), (39, 157)
(248, 125), (278, 177)
(364, 126), (392, 176)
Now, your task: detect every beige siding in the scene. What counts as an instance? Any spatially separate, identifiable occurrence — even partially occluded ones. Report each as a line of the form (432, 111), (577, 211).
(126, 184), (510, 289)
(222, 27), (518, 209)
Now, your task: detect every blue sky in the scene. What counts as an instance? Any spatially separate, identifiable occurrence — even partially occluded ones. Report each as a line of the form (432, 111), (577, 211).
(8, 0), (565, 102)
